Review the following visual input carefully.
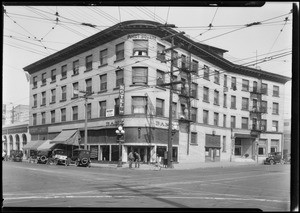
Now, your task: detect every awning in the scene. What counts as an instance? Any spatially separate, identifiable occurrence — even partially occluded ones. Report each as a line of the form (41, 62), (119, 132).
(37, 140), (55, 151)
(23, 140), (47, 150)
(50, 129), (80, 145)
(235, 134), (256, 139)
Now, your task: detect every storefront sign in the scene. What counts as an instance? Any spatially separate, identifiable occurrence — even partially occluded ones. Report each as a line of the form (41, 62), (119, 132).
(119, 84), (125, 115)
(29, 126), (48, 134)
(106, 119), (124, 127)
(7, 127), (28, 134)
(154, 120), (179, 129)
(106, 109), (114, 117)
(127, 33), (157, 40)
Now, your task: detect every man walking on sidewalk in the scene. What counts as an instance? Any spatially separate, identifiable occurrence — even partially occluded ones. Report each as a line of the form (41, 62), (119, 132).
(128, 151), (134, 168)
(134, 151), (141, 168)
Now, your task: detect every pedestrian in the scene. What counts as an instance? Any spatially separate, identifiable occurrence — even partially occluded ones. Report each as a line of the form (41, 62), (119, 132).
(154, 154), (162, 171)
(128, 150), (134, 168)
(163, 151), (168, 168)
(134, 152), (141, 168)
(2, 151), (6, 161)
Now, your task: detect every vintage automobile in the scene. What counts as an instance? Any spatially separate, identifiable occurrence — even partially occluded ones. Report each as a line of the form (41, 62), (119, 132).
(264, 152), (285, 165)
(52, 149), (69, 166)
(10, 150), (23, 162)
(36, 150), (52, 164)
(66, 149), (91, 167)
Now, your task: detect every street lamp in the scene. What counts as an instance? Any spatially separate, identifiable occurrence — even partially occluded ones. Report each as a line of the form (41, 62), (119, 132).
(115, 125), (125, 167)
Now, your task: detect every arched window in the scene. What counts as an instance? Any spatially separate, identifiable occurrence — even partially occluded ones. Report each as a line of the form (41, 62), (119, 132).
(16, 134), (20, 150)
(22, 134), (27, 146)
(9, 135), (13, 150)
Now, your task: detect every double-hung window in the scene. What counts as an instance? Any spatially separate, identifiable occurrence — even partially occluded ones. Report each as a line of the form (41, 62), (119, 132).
(214, 70), (220, 84)
(231, 95), (236, 109)
(85, 55), (93, 71)
(172, 102), (177, 119)
(273, 85), (279, 97)
(72, 82), (78, 98)
(100, 74), (107, 91)
(172, 51), (178, 67)
(261, 83), (268, 95)
(99, 101), (106, 117)
(223, 93), (227, 108)
(181, 54), (187, 69)
(261, 119), (267, 131)
(203, 87), (209, 102)
(33, 114), (37, 125)
(61, 65), (67, 79)
(100, 49), (108, 66)
(203, 110), (209, 124)
(73, 60), (79, 75)
(132, 67), (148, 85)
(33, 76), (38, 88)
(87, 103), (92, 119)
(261, 101), (268, 113)
(273, 102), (279, 114)
(253, 81), (258, 93)
(191, 60), (198, 73)
(214, 112), (219, 126)
(132, 97), (147, 114)
(85, 78), (92, 95)
(61, 108), (66, 122)
(191, 83), (197, 99)
(41, 92), (46, 106)
(61, 86), (67, 101)
(242, 117), (249, 129)
(51, 69), (56, 82)
(156, 98), (164, 117)
(272, 121), (278, 132)
(203, 65), (210, 80)
(191, 107), (197, 122)
(51, 110), (55, 124)
(156, 70), (165, 86)
(224, 74), (227, 87)
(214, 90), (219, 105)
(33, 94), (37, 107)
(72, 106), (78, 121)
(242, 97), (249, 110)
(133, 40), (148, 56)
(41, 73), (46, 85)
(231, 77), (237, 90)
(231, 116), (236, 128)
(115, 98), (120, 116)
(41, 112), (46, 124)
(116, 42), (125, 61)
(116, 69), (124, 87)
(157, 43), (165, 61)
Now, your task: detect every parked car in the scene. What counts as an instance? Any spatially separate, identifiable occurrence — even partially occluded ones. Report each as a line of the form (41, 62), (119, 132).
(10, 150), (23, 162)
(264, 152), (284, 165)
(36, 150), (52, 164)
(52, 149), (68, 166)
(66, 149), (91, 167)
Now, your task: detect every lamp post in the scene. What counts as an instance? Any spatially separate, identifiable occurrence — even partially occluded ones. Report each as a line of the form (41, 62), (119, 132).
(116, 125), (125, 167)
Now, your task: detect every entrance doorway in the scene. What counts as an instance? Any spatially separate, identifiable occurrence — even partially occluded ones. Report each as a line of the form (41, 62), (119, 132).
(127, 146), (151, 163)
(205, 147), (220, 162)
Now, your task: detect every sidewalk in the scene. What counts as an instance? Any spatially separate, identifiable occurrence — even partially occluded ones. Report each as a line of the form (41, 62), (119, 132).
(90, 161), (260, 170)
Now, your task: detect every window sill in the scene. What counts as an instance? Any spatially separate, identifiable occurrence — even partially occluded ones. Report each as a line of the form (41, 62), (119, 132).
(40, 104), (46, 107)
(113, 87), (120, 91)
(213, 103), (220, 106)
(84, 69), (92, 73)
(190, 143), (198, 146)
(32, 106), (37, 109)
(49, 101), (56, 105)
(230, 107), (237, 110)
(272, 113), (279, 115)
(155, 85), (167, 91)
(130, 84), (148, 87)
(60, 99), (67, 103)
(50, 80), (56, 84)
(98, 64), (108, 68)
(32, 86), (37, 90)
(71, 97), (79, 100)
(241, 89), (249, 92)
(114, 58), (125, 63)
(98, 90), (107, 94)
(41, 83), (46, 87)
(61, 77), (67, 81)
(223, 106), (227, 108)
(130, 55), (150, 59)
(272, 95), (280, 98)
(203, 100), (210, 104)
(241, 108), (249, 111)
(214, 82), (220, 85)
(204, 78), (210, 81)
(71, 73), (79, 77)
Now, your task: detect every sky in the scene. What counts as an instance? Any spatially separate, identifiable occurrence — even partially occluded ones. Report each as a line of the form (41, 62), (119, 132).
(2, 2), (295, 118)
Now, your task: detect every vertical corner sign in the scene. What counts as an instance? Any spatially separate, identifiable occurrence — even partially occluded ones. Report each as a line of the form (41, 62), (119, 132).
(119, 84), (125, 115)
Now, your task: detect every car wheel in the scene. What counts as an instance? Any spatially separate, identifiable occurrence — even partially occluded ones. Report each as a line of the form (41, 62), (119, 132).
(82, 158), (88, 166)
(269, 159), (275, 165)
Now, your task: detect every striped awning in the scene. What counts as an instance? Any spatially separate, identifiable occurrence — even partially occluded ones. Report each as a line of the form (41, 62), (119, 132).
(50, 129), (80, 145)
(37, 140), (55, 151)
(23, 140), (47, 150)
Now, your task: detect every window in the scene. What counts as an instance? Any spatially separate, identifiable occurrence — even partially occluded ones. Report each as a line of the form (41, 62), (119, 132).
(61, 108), (66, 122)
(181, 104), (187, 118)
(222, 136), (226, 152)
(214, 70), (220, 84)
(132, 67), (148, 85)
(253, 99), (258, 110)
(156, 70), (165, 86)
(273, 102), (279, 114)
(261, 119), (267, 131)
(261, 101), (268, 113)
(234, 138), (242, 156)
(41, 92), (46, 106)
(242, 79), (249, 91)
(203, 65), (210, 80)
(51, 69), (56, 82)
(33, 94), (37, 107)
(203, 110), (209, 124)
(156, 99), (164, 117)
(172, 102), (177, 119)
(33, 76), (38, 88)
(116, 42), (125, 61)
(61, 65), (67, 79)
(100, 74), (107, 91)
(85, 78), (92, 94)
(231, 116), (236, 128)
(231, 77), (236, 89)
(242, 97), (249, 110)
(72, 106), (78, 121)
(191, 107), (197, 122)
(85, 55), (93, 71)
(214, 90), (219, 105)
(231, 95), (236, 109)
(116, 68), (124, 87)
(191, 83), (198, 99)
(223, 114), (226, 127)
(73, 60), (79, 75)
(172, 51), (178, 67)
(272, 121), (278, 132)
(157, 43), (165, 61)
(41, 73), (46, 85)
(72, 82), (78, 98)
(99, 101), (106, 117)
(203, 87), (209, 102)
(223, 93), (227, 108)
(51, 89), (56, 103)
(41, 112), (46, 124)
(132, 97), (147, 114)
(181, 54), (187, 69)
(273, 85), (279, 97)
(61, 86), (67, 101)
(242, 117), (249, 129)
(261, 83), (268, 95)
(191, 132), (197, 144)
(133, 40), (148, 56)
(100, 49), (108, 66)
(224, 74), (227, 87)
(214, 112), (219, 126)
(258, 139), (267, 156)
(271, 139), (279, 153)
(253, 81), (258, 92)
(33, 113), (37, 125)
(115, 98), (120, 116)
(51, 110), (55, 124)
(87, 103), (92, 119)
(191, 60), (198, 73)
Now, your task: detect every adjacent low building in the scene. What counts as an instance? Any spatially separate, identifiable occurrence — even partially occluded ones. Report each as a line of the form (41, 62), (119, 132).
(23, 20), (290, 164)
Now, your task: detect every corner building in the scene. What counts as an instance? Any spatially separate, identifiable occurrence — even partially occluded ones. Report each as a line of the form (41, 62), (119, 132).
(23, 20), (290, 164)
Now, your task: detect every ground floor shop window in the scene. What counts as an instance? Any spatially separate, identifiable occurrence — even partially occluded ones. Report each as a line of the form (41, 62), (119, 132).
(205, 147), (220, 162)
(90, 145), (98, 160)
(111, 145), (119, 161)
(234, 138), (242, 156)
(258, 139), (267, 156)
(258, 147), (266, 155)
(100, 145), (110, 161)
